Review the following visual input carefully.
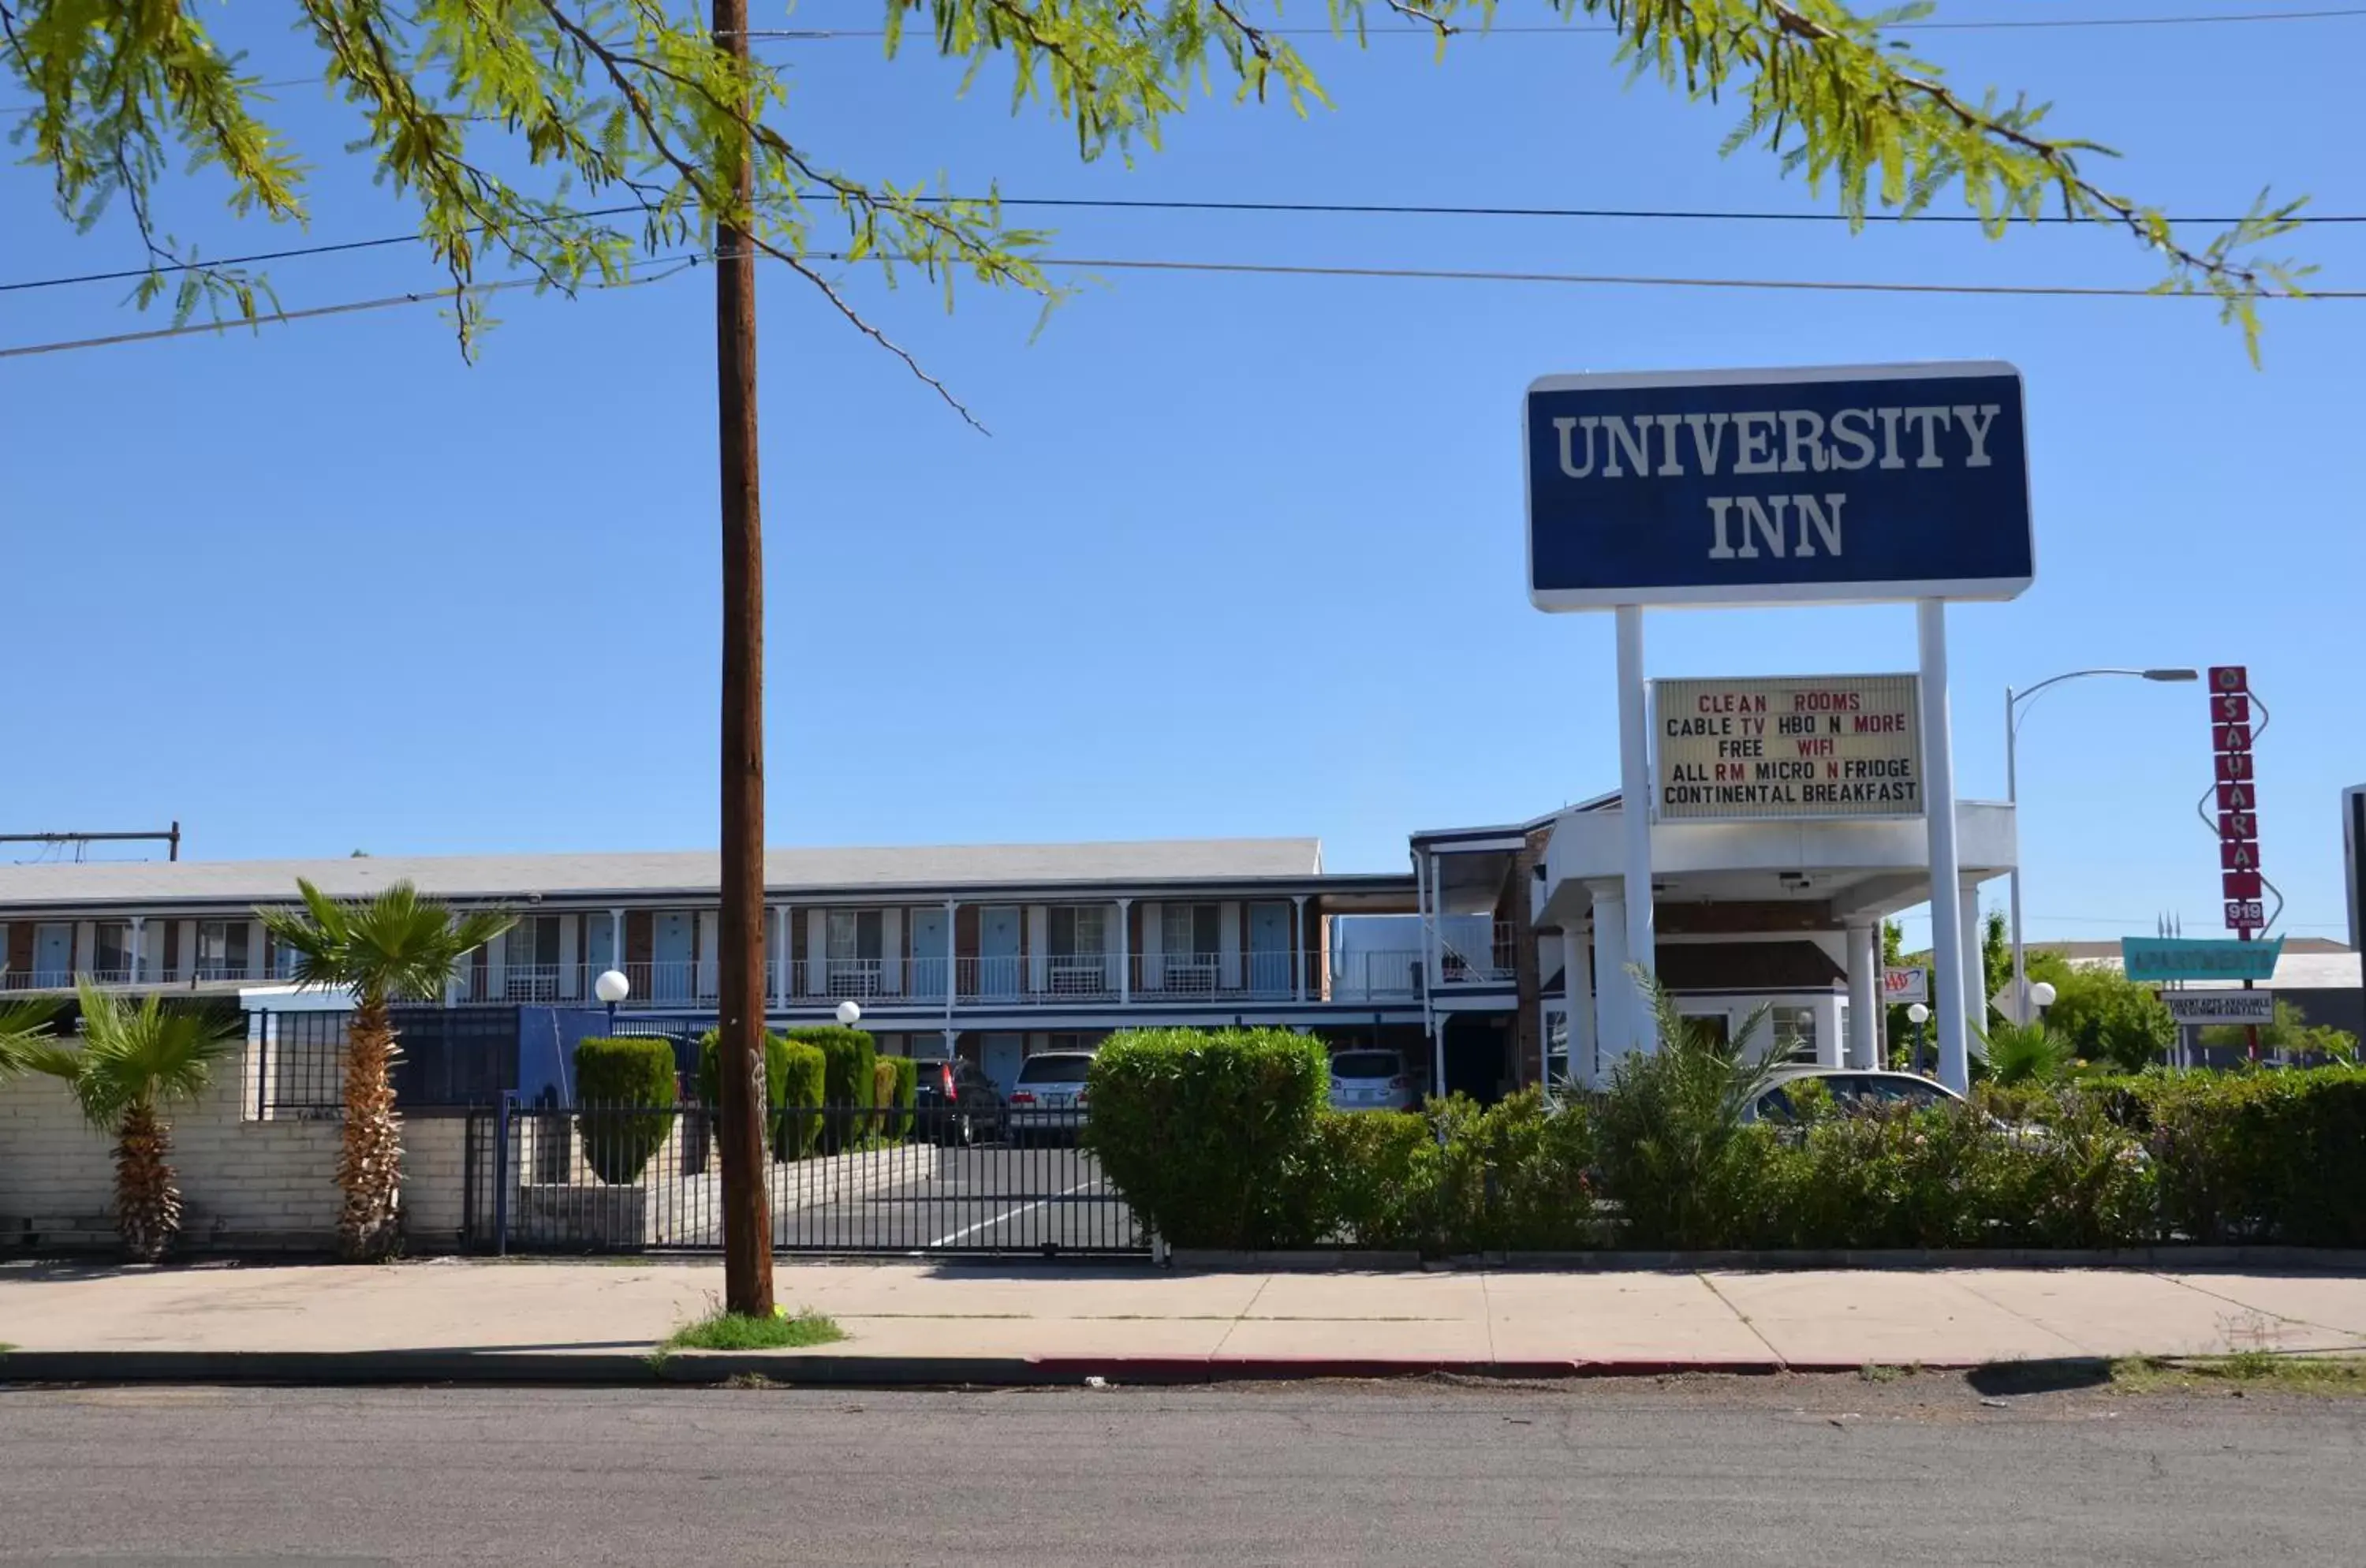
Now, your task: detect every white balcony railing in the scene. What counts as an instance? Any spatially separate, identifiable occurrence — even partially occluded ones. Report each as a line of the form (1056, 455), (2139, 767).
(0, 945), (1444, 1014)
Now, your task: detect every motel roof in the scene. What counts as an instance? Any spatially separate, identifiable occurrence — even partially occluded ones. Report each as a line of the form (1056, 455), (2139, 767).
(0, 838), (1404, 913)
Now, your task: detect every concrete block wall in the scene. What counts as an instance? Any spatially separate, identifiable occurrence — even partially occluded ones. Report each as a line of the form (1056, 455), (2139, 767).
(1, 1044), (480, 1255)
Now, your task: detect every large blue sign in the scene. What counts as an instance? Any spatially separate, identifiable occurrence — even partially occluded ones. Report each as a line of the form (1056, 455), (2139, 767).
(1526, 362), (2033, 610)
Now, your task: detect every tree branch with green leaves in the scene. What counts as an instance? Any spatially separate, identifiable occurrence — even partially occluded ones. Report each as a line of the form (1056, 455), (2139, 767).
(3, 0), (2315, 386)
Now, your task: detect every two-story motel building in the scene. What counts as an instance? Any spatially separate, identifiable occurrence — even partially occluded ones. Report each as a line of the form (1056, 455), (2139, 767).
(0, 788), (2015, 1097)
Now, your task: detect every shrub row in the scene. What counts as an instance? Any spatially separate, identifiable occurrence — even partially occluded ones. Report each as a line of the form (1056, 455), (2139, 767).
(1084, 1028), (2366, 1254)
(695, 1029), (827, 1161)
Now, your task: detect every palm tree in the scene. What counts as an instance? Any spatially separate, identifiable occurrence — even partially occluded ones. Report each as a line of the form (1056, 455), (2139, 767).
(0, 997), (62, 1080)
(259, 879), (512, 1261)
(24, 984), (243, 1261)
(1980, 1020), (2075, 1087)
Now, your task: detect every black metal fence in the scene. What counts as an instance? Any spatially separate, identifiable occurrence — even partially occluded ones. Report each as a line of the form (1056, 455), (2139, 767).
(463, 1101), (1146, 1256)
(246, 1006), (523, 1118)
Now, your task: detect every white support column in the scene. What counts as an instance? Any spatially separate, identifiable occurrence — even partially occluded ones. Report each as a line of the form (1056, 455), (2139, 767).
(74, 922), (95, 976)
(1960, 879), (1990, 1049)
(128, 916), (145, 984)
(771, 905), (788, 1011)
(944, 898), (958, 1028)
(1918, 598), (1971, 1094)
(1560, 927), (1595, 1087)
(246, 918), (267, 981)
(1588, 882), (1630, 1064)
(608, 908), (626, 991)
(1291, 894), (1308, 1003)
(1115, 897), (1133, 1005)
(484, 931), (507, 999)
(1845, 921), (1879, 1070)
(1426, 853), (1445, 991)
(1614, 604), (1657, 1049)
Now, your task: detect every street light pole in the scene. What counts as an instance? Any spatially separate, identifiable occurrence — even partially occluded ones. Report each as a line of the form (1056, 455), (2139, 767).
(2005, 668), (2196, 1026)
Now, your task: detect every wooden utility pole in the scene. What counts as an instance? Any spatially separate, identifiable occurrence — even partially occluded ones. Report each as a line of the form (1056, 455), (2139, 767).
(713, 0), (774, 1318)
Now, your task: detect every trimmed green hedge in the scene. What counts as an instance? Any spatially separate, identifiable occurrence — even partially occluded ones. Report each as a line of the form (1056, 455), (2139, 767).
(1084, 1027), (1329, 1249)
(696, 1029), (827, 1161)
(1082, 1032), (2366, 1256)
(2092, 1066), (2366, 1245)
(572, 1036), (678, 1185)
(783, 1025), (876, 1152)
(882, 1056), (918, 1140)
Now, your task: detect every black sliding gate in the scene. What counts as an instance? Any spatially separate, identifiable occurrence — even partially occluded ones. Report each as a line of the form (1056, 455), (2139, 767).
(462, 1100), (1147, 1257)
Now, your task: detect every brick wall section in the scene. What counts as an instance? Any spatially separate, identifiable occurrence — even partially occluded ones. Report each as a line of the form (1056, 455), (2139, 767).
(1, 1043), (481, 1254)
(403, 1114), (474, 1252)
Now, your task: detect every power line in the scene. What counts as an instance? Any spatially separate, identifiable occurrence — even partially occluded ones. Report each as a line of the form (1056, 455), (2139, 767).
(2, 6), (2360, 110)
(8, 189), (2359, 299)
(0, 254), (704, 359)
(5, 246), (2356, 360)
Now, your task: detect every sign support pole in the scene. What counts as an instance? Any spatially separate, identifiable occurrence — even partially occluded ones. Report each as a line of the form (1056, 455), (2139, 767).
(1615, 604), (1657, 1051)
(1916, 599), (1971, 1092)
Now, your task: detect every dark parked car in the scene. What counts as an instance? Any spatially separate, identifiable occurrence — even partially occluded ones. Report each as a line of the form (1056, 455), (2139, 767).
(912, 1058), (1005, 1146)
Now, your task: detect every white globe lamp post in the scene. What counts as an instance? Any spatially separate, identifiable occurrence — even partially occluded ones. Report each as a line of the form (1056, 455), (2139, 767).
(594, 968), (630, 1032)
(1905, 1002), (1932, 1075)
(835, 999), (863, 1028)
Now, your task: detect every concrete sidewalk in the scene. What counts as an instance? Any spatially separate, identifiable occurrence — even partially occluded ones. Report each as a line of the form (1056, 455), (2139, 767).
(5, 1257), (2364, 1383)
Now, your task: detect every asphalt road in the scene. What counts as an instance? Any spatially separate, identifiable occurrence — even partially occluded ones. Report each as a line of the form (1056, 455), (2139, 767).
(771, 1142), (1140, 1253)
(2, 1376), (2360, 1565)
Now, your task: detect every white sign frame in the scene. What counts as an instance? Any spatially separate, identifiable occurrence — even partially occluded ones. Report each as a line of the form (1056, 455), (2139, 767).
(1523, 360), (2036, 611)
(1651, 671), (1924, 825)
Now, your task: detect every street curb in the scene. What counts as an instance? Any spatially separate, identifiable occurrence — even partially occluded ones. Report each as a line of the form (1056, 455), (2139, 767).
(1169, 1247), (2366, 1273)
(0, 1348), (1981, 1387)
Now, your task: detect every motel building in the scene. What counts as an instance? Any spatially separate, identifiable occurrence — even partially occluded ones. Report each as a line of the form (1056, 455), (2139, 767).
(0, 773), (2012, 1100)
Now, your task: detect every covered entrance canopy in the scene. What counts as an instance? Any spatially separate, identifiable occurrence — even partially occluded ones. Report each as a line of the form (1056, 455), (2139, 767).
(1536, 797), (2016, 1083)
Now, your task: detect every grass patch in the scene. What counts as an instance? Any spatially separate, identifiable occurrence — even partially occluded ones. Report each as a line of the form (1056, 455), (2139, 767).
(2110, 1355), (2366, 1397)
(1858, 1362), (1906, 1384)
(664, 1306), (847, 1353)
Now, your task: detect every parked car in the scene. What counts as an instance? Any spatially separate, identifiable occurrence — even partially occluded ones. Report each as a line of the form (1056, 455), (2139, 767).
(1006, 1051), (1095, 1145)
(1328, 1049), (1415, 1112)
(1745, 1067), (1964, 1125)
(912, 1058), (1005, 1146)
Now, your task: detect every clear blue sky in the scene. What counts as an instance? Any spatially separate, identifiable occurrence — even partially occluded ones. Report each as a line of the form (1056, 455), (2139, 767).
(4, 4), (2360, 953)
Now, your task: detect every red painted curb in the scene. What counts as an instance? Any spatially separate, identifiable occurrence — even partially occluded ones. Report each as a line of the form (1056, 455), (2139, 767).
(1018, 1355), (1941, 1382)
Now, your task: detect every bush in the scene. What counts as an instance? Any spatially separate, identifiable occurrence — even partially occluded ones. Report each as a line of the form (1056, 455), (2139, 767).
(1422, 1091), (1602, 1253)
(1301, 1110), (1437, 1250)
(1758, 1088), (2154, 1250)
(883, 1055), (918, 1141)
(1589, 986), (1793, 1249)
(572, 1036), (678, 1185)
(783, 1025), (876, 1151)
(2102, 1067), (2366, 1245)
(1084, 1027), (1329, 1249)
(696, 1029), (827, 1161)
(2045, 967), (2178, 1071)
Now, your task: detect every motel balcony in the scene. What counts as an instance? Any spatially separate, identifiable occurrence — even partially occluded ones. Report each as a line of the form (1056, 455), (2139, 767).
(454, 951), (1431, 1010)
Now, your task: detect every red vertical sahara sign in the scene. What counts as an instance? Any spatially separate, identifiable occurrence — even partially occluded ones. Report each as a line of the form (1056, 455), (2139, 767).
(2210, 667), (2265, 933)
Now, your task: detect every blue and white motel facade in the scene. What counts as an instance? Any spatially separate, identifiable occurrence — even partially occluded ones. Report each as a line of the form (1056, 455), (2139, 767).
(0, 361), (2039, 1099)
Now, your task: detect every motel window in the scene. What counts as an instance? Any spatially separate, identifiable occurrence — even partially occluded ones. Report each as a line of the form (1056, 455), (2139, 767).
(196, 920), (251, 979)
(1048, 905), (1107, 958)
(1770, 1006), (1819, 1064)
(827, 909), (885, 962)
(92, 921), (132, 976)
(509, 915), (560, 969)
(1162, 903), (1221, 961)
